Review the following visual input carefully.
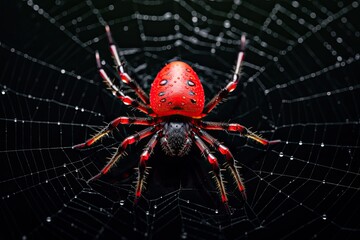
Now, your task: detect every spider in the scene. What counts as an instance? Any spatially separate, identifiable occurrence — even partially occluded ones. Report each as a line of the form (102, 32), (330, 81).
(73, 25), (279, 205)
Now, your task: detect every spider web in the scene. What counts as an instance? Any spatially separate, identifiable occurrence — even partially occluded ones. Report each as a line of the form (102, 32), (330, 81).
(1, 0), (360, 239)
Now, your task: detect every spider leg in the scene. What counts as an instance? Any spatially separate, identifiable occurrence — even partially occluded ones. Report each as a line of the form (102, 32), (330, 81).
(192, 133), (228, 204)
(87, 125), (161, 183)
(73, 117), (156, 149)
(96, 52), (154, 116)
(194, 128), (246, 200)
(105, 25), (149, 104)
(202, 35), (246, 116)
(135, 130), (161, 203)
(198, 121), (280, 146)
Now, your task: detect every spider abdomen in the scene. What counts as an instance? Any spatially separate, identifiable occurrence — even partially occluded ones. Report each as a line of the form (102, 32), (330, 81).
(149, 61), (205, 118)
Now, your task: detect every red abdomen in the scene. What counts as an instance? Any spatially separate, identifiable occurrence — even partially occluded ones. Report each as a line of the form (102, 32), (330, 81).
(149, 61), (205, 118)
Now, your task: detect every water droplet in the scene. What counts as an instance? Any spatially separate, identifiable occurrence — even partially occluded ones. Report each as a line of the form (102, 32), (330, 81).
(46, 217), (52, 222)
(160, 98), (166, 102)
(120, 200), (125, 206)
(189, 91), (195, 96)
(160, 79), (168, 86)
(299, 141), (303, 145)
(279, 152), (284, 157)
(223, 20), (231, 28)
(322, 214), (327, 220)
(320, 143), (324, 147)
(154, 205), (157, 209)
(215, 209), (218, 214)
(191, 99), (196, 104)
(146, 211), (149, 215)
(290, 156), (294, 160)
(181, 231), (187, 239)
(187, 80), (195, 86)
(158, 92), (165, 96)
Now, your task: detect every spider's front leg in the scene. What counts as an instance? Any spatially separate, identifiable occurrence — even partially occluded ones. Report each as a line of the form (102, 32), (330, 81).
(192, 133), (228, 204)
(87, 125), (161, 182)
(199, 121), (280, 146)
(135, 131), (161, 203)
(202, 35), (246, 116)
(73, 117), (156, 149)
(194, 128), (246, 200)
(105, 25), (149, 104)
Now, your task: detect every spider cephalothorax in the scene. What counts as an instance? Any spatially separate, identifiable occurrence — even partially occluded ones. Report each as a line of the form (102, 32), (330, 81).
(161, 120), (194, 157)
(74, 25), (279, 205)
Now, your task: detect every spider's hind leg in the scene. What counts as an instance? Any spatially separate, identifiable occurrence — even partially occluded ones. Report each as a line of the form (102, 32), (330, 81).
(105, 24), (149, 104)
(95, 52), (154, 115)
(202, 35), (246, 116)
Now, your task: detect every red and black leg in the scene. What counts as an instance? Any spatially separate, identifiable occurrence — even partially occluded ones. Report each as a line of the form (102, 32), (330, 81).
(194, 128), (247, 200)
(202, 35), (246, 116)
(192, 133), (228, 204)
(135, 130), (162, 203)
(87, 125), (161, 183)
(95, 51), (154, 115)
(105, 25), (149, 104)
(73, 117), (156, 149)
(198, 121), (280, 146)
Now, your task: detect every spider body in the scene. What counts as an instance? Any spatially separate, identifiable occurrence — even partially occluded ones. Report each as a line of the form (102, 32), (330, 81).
(74, 25), (280, 206)
(149, 61), (205, 118)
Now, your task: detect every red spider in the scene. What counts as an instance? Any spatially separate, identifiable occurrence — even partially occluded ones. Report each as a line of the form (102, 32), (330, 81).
(73, 25), (279, 205)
